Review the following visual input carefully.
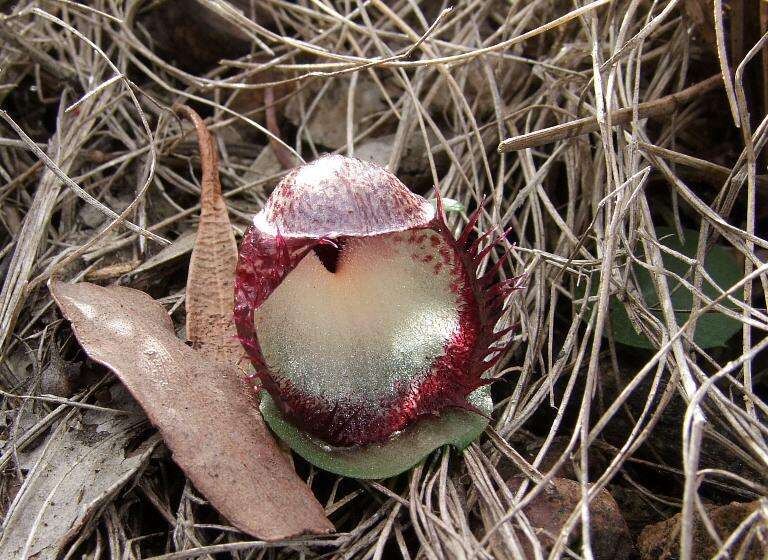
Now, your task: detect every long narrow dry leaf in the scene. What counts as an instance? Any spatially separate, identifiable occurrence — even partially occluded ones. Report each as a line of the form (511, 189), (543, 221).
(172, 104), (332, 538)
(174, 105), (242, 364)
(50, 281), (334, 540)
(497, 75), (722, 152)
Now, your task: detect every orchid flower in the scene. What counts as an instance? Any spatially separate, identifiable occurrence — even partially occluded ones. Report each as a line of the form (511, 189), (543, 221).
(234, 155), (522, 477)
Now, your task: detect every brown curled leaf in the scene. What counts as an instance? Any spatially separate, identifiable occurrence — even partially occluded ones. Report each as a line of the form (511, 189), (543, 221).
(173, 104), (242, 365)
(50, 281), (335, 540)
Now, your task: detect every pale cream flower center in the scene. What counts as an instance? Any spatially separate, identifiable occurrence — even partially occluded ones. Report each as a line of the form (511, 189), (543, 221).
(254, 231), (462, 406)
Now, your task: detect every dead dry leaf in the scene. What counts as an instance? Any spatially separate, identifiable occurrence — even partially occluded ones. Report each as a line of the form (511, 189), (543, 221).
(174, 105), (242, 365)
(0, 387), (157, 560)
(49, 281), (334, 540)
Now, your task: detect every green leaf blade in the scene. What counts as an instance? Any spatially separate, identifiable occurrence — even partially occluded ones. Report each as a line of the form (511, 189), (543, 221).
(260, 386), (491, 479)
(581, 228), (743, 349)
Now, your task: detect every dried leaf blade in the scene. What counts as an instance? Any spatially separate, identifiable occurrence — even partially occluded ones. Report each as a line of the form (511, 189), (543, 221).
(175, 105), (242, 365)
(49, 281), (334, 540)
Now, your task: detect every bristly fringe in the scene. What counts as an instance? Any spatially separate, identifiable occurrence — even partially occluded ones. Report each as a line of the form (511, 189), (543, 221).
(432, 190), (526, 382)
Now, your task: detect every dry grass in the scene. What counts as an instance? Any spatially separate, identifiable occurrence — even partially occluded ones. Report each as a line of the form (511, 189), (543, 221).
(1, 1), (767, 558)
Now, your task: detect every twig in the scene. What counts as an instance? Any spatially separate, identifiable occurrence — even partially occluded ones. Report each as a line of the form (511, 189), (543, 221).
(498, 74), (722, 152)
(636, 142), (768, 188)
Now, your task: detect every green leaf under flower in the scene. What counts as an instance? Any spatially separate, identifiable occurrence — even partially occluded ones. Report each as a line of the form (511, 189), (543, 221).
(260, 385), (492, 479)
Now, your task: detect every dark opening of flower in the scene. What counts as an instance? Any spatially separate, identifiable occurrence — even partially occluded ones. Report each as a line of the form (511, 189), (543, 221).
(234, 155), (522, 451)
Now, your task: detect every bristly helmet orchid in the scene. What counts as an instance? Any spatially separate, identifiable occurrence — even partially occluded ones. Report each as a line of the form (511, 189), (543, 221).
(234, 155), (523, 452)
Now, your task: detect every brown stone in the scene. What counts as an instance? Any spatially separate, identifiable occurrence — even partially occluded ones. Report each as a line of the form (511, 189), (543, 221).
(638, 501), (767, 559)
(505, 477), (634, 559)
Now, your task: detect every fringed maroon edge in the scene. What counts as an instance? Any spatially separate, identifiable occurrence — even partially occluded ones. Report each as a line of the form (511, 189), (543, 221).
(233, 194), (524, 447)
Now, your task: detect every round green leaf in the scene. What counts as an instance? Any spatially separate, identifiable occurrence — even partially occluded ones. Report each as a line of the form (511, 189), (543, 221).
(260, 386), (491, 479)
(581, 227), (742, 349)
